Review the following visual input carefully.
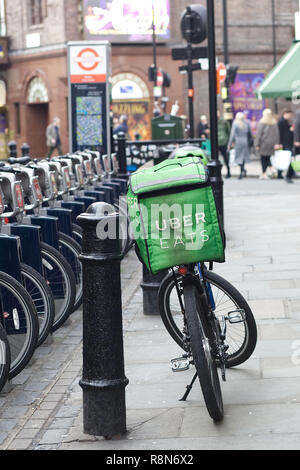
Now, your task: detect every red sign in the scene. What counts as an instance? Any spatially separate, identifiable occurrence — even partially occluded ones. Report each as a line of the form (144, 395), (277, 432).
(217, 63), (227, 83)
(15, 183), (24, 210)
(76, 48), (102, 72)
(156, 70), (164, 87)
(0, 193), (4, 215)
(33, 178), (43, 202)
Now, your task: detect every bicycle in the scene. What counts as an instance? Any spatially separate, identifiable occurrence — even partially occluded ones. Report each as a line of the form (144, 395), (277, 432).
(128, 152), (257, 422)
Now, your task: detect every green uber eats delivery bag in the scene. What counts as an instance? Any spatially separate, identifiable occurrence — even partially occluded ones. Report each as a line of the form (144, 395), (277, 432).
(127, 157), (225, 275)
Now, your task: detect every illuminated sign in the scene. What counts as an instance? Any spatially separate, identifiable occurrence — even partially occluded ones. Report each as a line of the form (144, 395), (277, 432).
(83, 0), (170, 42)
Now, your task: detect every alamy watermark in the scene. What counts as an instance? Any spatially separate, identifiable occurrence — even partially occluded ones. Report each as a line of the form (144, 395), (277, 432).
(95, 196), (210, 252)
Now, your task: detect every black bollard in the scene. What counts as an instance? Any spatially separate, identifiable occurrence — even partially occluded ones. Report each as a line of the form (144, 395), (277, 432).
(21, 143), (30, 157)
(77, 202), (129, 438)
(116, 132), (128, 179)
(8, 141), (17, 159)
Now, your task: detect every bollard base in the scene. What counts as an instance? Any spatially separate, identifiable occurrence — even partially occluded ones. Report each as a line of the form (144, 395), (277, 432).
(81, 378), (128, 438)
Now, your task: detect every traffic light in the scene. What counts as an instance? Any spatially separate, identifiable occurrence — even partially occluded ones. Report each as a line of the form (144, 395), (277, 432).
(163, 71), (171, 88)
(226, 65), (239, 85)
(180, 5), (207, 44)
(148, 65), (156, 82)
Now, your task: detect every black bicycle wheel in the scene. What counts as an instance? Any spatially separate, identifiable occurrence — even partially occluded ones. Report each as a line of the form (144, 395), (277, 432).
(40, 242), (76, 332)
(158, 269), (257, 368)
(184, 284), (224, 422)
(72, 224), (82, 246)
(58, 233), (82, 312)
(0, 271), (39, 379)
(0, 322), (10, 392)
(20, 263), (55, 347)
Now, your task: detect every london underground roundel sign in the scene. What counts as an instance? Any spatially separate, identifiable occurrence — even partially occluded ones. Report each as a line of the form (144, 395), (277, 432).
(76, 48), (102, 72)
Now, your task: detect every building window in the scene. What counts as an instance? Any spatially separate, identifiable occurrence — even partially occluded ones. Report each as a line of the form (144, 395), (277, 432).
(29, 0), (44, 26)
(14, 103), (21, 135)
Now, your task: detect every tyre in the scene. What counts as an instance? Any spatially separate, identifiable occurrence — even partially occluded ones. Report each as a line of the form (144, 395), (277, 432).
(184, 284), (224, 422)
(20, 263), (55, 347)
(0, 271), (39, 379)
(58, 233), (82, 312)
(40, 242), (76, 332)
(0, 323), (10, 392)
(158, 269), (257, 368)
(72, 224), (82, 246)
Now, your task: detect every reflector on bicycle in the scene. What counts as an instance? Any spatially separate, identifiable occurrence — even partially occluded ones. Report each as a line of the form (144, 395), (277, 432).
(127, 157), (225, 274)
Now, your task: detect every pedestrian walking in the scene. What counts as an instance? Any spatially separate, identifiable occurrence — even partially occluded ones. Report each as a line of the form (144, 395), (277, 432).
(228, 112), (253, 180)
(197, 115), (210, 139)
(255, 108), (280, 180)
(278, 109), (294, 180)
(46, 117), (63, 158)
(286, 108), (300, 183)
(217, 110), (231, 178)
(113, 114), (129, 138)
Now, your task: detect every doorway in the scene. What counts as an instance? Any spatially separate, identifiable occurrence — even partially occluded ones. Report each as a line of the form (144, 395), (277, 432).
(25, 103), (49, 158)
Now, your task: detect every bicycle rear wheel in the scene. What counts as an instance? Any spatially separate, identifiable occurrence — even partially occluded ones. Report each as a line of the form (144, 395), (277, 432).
(0, 271), (39, 379)
(159, 269), (257, 367)
(0, 323), (10, 392)
(184, 284), (223, 422)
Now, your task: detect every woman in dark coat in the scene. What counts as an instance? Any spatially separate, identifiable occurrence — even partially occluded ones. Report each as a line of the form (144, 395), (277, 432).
(228, 112), (253, 179)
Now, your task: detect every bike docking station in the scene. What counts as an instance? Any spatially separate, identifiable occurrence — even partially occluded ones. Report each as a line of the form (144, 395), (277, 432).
(77, 202), (128, 439)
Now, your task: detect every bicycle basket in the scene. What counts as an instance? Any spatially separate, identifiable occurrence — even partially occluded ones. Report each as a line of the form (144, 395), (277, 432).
(127, 157), (225, 274)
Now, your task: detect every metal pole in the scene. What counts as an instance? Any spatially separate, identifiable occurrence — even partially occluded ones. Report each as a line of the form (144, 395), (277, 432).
(152, 1), (160, 117)
(77, 202), (128, 438)
(222, 0), (233, 123)
(206, 0), (224, 226)
(116, 132), (128, 180)
(271, 0), (278, 114)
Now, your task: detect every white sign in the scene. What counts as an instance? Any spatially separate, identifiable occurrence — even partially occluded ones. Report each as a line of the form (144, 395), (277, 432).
(69, 44), (108, 83)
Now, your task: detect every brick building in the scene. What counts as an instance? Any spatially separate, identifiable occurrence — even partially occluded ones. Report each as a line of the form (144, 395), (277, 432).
(0, 0), (298, 157)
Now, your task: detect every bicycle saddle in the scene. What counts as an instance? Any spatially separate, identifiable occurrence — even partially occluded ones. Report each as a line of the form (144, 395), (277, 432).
(8, 157), (31, 165)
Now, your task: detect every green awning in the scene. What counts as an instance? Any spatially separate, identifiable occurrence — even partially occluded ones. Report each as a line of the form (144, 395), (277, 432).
(257, 41), (300, 99)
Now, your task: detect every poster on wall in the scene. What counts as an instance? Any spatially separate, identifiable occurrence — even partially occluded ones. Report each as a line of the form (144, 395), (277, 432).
(112, 100), (151, 141)
(230, 72), (265, 137)
(68, 41), (111, 154)
(83, 0), (170, 43)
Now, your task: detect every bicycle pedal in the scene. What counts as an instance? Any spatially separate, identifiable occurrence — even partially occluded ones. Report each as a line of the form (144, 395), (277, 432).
(171, 357), (190, 372)
(227, 309), (245, 324)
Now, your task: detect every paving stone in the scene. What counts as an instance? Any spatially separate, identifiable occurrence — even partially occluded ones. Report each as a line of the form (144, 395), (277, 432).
(49, 418), (75, 429)
(1, 406), (29, 419)
(17, 428), (39, 439)
(38, 429), (69, 445)
(31, 409), (53, 420)
(248, 299), (286, 319)
(24, 420), (46, 429)
(180, 404), (300, 438)
(8, 439), (32, 450)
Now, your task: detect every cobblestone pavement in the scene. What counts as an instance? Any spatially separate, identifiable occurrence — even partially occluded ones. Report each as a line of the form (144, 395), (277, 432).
(0, 250), (142, 450)
(1, 175), (300, 450)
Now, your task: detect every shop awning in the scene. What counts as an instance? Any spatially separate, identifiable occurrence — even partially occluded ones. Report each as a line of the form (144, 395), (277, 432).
(257, 41), (300, 99)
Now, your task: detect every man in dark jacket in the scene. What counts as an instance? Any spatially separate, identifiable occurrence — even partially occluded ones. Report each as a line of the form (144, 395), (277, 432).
(217, 110), (231, 178)
(278, 109), (293, 179)
(285, 109), (300, 183)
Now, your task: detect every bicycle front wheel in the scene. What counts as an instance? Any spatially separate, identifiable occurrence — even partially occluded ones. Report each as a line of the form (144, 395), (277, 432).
(20, 263), (55, 347)
(58, 233), (82, 312)
(184, 284), (224, 422)
(0, 271), (39, 379)
(40, 242), (76, 332)
(0, 323), (10, 392)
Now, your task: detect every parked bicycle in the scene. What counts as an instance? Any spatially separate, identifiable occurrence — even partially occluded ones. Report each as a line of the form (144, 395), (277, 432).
(128, 152), (257, 422)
